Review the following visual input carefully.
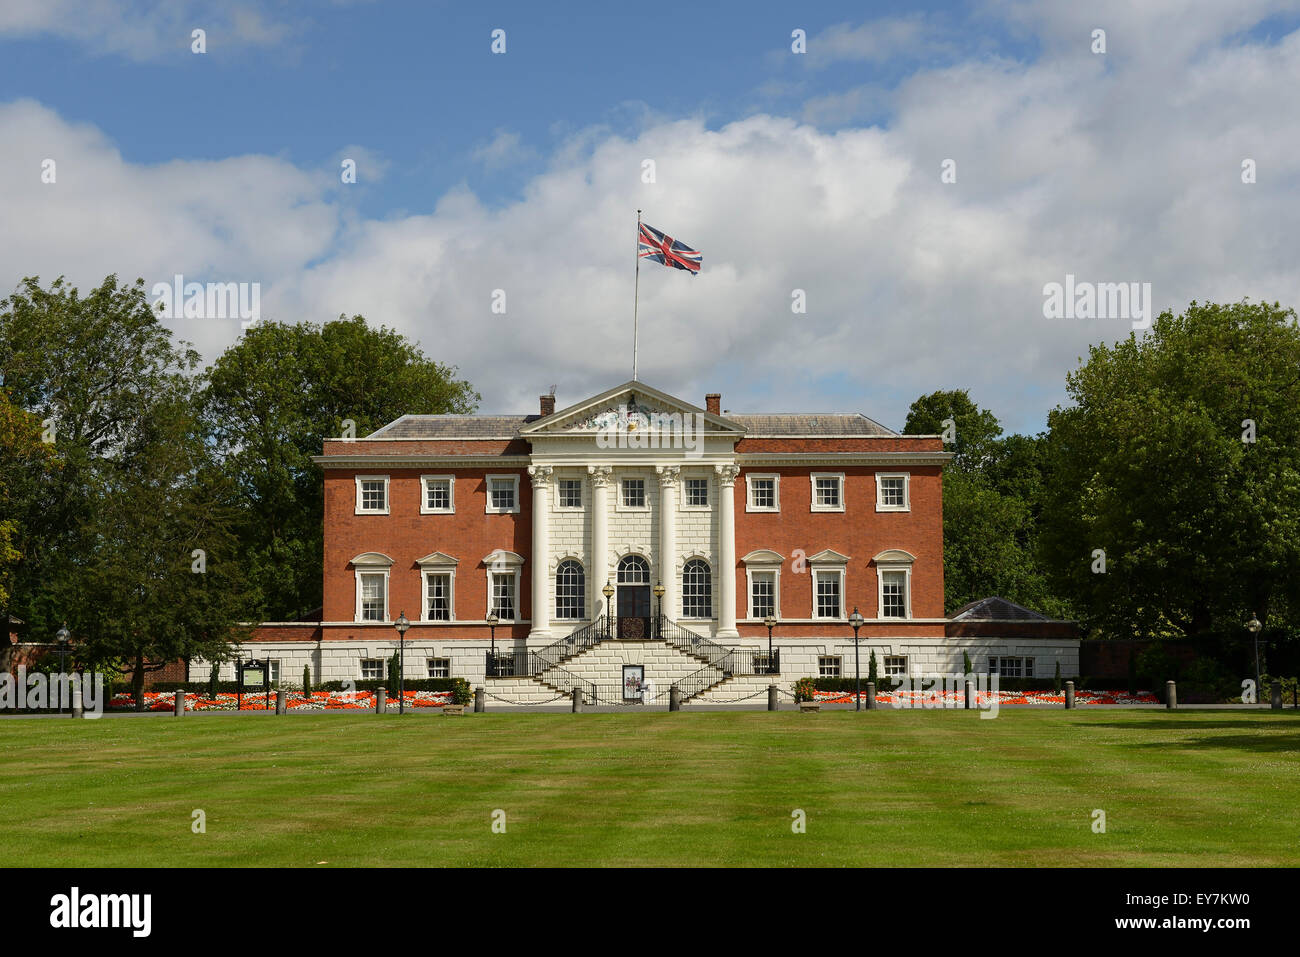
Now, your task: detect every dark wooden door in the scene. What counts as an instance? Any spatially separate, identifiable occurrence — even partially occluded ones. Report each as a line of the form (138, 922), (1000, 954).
(617, 585), (651, 638)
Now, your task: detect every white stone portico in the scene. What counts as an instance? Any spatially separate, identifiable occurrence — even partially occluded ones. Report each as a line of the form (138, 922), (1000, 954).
(518, 381), (747, 641)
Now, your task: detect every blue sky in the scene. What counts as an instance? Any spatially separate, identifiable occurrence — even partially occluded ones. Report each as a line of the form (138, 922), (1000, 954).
(2, 1), (1298, 432)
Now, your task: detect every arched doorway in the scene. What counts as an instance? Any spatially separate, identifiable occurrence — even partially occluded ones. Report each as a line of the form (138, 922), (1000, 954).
(616, 555), (651, 639)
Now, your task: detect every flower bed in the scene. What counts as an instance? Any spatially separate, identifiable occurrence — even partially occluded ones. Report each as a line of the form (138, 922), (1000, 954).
(109, 690), (454, 712)
(812, 688), (1160, 706)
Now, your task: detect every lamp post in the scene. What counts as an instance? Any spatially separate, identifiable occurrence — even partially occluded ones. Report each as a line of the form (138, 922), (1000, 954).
(849, 607), (865, 711)
(653, 581), (665, 639)
(394, 611), (409, 714)
(764, 614), (776, 675)
(1247, 613), (1262, 690)
(603, 580), (615, 639)
(54, 622), (70, 715)
(486, 611), (499, 677)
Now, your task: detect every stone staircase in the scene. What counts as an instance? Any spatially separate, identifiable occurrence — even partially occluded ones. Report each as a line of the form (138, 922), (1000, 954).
(483, 618), (775, 707)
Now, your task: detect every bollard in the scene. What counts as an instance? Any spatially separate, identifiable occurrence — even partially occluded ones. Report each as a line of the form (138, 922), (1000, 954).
(1065, 680), (1075, 710)
(865, 681), (876, 711)
(571, 689), (583, 713)
(474, 686), (485, 713)
(768, 684), (778, 712)
(174, 689), (185, 716)
(1272, 681), (1282, 711)
(1165, 680), (1176, 710)
(275, 689), (286, 715)
(669, 687), (682, 712)
(71, 682), (83, 719)
(376, 687), (387, 714)
(964, 680), (973, 710)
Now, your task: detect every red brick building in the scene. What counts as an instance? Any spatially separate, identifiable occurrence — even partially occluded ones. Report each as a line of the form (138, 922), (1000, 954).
(199, 381), (1078, 699)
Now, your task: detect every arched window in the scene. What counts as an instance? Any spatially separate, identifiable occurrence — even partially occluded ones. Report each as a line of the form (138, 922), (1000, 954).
(555, 559), (586, 620)
(682, 559), (712, 619)
(618, 554), (650, 583)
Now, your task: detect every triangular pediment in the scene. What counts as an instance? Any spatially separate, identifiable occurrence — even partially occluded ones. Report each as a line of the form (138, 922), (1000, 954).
(415, 551), (459, 567)
(519, 381), (744, 436)
(808, 548), (851, 565)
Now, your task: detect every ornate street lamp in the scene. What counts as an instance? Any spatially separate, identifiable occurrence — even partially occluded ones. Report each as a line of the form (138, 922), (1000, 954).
(1247, 613), (1262, 691)
(849, 607), (865, 711)
(602, 580), (615, 639)
(653, 581), (666, 639)
(486, 611), (499, 677)
(764, 614), (777, 674)
(54, 622), (70, 715)
(394, 611), (410, 714)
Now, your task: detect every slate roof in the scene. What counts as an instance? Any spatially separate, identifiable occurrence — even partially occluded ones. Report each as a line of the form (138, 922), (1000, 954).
(367, 415), (537, 438)
(727, 413), (896, 436)
(949, 597), (1052, 622)
(366, 411), (897, 439)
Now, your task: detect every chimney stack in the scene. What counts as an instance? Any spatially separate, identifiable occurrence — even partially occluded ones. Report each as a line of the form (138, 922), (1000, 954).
(705, 393), (721, 415)
(540, 393), (556, 417)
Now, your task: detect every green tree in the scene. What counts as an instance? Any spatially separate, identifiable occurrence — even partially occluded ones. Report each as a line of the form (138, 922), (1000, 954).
(0, 390), (58, 610)
(1040, 300), (1300, 642)
(906, 393), (1067, 616)
(202, 316), (479, 620)
(904, 389), (1003, 472)
(0, 275), (255, 706)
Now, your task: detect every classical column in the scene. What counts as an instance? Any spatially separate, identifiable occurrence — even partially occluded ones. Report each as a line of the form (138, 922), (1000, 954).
(528, 465), (553, 639)
(656, 466), (679, 624)
(715, 464), (741, 637)
(588, 466), (612, 620)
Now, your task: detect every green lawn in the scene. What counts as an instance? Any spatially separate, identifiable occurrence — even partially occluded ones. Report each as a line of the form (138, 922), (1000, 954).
(1, 710), (1296, 867)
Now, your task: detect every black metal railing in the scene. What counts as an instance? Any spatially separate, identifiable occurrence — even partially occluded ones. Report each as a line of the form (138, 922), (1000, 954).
(657, 617), (734, 666)
(531, 615), (610, 672)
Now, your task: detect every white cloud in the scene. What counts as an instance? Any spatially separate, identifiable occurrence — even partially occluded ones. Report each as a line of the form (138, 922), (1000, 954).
(0, 0), (296, 60)
(2, 1), (1299, 435)
(472, 129), (538, 170)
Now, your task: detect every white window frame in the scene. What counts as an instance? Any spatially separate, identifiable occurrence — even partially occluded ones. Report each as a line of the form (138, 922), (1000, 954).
(884, 655), (909, 677)
(810, 472), (845, 513)
(877, 565), (913, 619)
(267, 659), (281, 685)
(484, 552), (525, 622)
(554, 476), (583, 511)
(875, 472), (910, 512)
(355, 475), (390, 515)
(360, 658), (385, 681)
(421, 568), (456, 622)
(818, 656), (842, 678)
(485, 474), (520, 514)
(426, 658), (451, 679)
(354, 568), (390, 623)
(618, 475), (649, 511)
(680, 557), (714, 620)
(811, 567), (846, 621)
(745, 473), (780, 512)
(745, 567), (780, 620)
(681, 474), (710, 511)
(554, 558), (586, 621)
(420, 474), (455, 514)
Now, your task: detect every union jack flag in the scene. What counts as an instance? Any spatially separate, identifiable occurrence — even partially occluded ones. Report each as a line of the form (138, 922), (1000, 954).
(638, 222), (702, 275)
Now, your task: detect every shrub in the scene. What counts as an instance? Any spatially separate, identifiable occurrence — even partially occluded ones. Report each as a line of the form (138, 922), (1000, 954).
(387, 652), (400, 690)
(449, 678), (472, 705)
(1054, 661), (1062, 694)
(963, 651), (972, 676)
(793, 677), (817, 702)
(302, 665), (312, 696)
(868, 650), (878, 684)
(207, 666), (219, 699)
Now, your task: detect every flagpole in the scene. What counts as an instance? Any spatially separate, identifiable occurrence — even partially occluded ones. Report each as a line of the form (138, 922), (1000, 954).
(633, 209), (641, 381)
